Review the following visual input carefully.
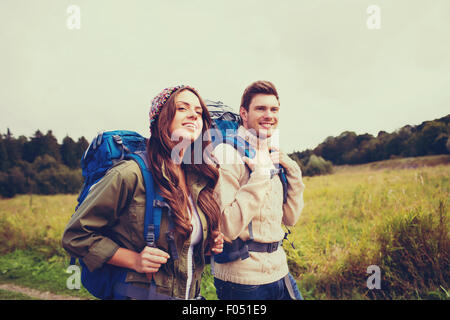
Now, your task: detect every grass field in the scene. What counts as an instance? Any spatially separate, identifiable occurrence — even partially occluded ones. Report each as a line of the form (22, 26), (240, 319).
(0, 155), (448, 300)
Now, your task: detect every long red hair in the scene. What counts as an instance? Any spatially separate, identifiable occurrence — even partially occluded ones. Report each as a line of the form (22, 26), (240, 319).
(147, 87), (220, 244)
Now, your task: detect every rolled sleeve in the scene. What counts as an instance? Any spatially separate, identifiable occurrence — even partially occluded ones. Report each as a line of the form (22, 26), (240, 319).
(82, 237), (120, 272)
(62, 161), (137, 271)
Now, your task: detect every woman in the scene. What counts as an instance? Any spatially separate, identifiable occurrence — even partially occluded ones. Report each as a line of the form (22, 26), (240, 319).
(62, 85), (224, 300)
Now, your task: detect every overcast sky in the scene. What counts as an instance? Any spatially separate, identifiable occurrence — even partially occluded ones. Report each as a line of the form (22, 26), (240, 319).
(1, 0), (449, 153)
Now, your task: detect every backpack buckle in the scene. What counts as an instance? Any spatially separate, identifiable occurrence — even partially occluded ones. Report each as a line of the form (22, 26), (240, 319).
(146, 224), (155, 247)
(267, 241), (279, 253)
(112, 135), (123, 145)
(153, 199), (170, 210)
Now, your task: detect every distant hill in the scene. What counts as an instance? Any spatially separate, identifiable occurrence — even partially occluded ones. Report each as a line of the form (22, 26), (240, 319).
(289, 114), (450, 172)
(334, 154), (450, 173)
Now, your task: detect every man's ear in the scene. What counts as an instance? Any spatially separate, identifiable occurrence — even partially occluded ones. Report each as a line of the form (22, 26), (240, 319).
(240, 107), (248, 126)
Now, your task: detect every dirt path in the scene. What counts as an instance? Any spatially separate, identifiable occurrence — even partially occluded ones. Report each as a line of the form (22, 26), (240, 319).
(0, 283), (85, 300)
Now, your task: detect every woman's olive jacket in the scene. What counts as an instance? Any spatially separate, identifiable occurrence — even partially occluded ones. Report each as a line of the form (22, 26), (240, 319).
(62, 160), (210, 299)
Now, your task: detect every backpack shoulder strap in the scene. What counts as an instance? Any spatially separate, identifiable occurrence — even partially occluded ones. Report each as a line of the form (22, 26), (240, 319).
(126, 151), (178, 260)
(223, 134), (256, 159)
(126, 152), (162, 247)
(279, 167), (288, 203)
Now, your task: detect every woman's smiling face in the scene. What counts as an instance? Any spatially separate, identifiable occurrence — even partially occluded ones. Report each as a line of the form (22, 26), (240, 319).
(169, 89), (204, 142)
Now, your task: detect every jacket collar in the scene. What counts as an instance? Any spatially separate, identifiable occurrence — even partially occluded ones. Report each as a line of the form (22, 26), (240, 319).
(160, 161), (207, 198)
(237, 125), (276, 150)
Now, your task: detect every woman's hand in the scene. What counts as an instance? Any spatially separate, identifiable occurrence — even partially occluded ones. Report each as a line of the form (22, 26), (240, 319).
(210, 230), (224, 254)
(134, 246), (170, 275)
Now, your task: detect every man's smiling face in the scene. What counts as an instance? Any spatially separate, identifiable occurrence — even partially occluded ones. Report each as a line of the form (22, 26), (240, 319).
(240, 93), (279, 138)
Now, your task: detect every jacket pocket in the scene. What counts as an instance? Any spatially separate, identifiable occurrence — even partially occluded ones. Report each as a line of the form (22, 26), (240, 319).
(153, 271), (173, 296)
(126, 204), (145, 246)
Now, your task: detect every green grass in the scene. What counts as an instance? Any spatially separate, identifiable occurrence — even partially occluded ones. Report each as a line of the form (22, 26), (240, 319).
(200, 265), (218, 300)
(0, 194), (94, 298)
(0, 288), (37, 300)
(0, 194), (74, 256)
(284, 160), (449, 299)
(0, 250), (92, 299)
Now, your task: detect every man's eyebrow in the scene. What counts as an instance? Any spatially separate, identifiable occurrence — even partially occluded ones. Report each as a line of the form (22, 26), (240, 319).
(255, 105), (278, 108)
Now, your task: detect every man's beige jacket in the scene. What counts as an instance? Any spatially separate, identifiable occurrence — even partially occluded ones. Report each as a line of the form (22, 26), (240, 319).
(213, 126), (305, 285)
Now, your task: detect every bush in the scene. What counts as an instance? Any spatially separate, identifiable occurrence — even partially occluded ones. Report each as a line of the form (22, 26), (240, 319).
(0, 167), (28, 198)
(304, 155), (334, 176)
(32, 155), (60, 172)
(0, 155), (82, 197)
(35, 167), (82, 195)
(0, 172), (11, 197)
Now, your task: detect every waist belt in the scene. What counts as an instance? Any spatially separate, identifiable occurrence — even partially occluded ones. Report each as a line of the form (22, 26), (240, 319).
(213, 237), (283, 264)
(213, 219), (286, 264)
(247, 240), (283, 253)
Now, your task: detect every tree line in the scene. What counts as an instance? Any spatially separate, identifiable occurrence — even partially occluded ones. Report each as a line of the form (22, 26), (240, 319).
(0, 130), (88, 197)
(0, 114), (448, 197)
(289, 114), (449, 174)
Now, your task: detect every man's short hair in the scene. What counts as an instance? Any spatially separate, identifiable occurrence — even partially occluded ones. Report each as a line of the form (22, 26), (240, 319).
(240, 80), (280, 112)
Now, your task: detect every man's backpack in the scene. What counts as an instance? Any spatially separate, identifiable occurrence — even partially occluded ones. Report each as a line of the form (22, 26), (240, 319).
(207, 99), (288, 202)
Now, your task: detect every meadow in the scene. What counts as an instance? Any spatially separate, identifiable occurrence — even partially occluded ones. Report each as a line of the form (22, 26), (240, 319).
(0, 155), (448, 300)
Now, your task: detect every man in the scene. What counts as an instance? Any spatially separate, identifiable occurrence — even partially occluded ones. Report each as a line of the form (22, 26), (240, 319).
(212, 80), (305, 300)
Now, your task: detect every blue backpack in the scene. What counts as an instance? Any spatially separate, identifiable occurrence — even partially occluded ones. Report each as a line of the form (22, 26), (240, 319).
(71, 130), (180, 300)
